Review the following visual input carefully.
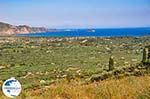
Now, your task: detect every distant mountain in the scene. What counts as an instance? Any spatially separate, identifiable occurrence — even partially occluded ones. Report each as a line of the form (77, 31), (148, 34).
(0, 22), (48, 36)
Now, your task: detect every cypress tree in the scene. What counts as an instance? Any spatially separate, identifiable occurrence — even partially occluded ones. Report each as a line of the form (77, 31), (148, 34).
(109, 55), (114, 71)
(142, 47), (149, 63)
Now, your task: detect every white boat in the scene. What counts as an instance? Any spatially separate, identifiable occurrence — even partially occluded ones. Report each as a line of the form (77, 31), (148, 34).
(88, 29), (96, 32)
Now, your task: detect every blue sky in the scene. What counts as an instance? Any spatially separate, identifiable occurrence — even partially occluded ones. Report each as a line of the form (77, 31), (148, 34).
(0, 0), (150, 28)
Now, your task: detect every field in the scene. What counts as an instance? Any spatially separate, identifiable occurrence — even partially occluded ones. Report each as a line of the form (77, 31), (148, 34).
(0, 36), (150, 99)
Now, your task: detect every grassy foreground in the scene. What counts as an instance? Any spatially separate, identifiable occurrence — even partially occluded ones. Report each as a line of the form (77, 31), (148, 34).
(0, 36), (150, 99)
(1, 76), (150, 99)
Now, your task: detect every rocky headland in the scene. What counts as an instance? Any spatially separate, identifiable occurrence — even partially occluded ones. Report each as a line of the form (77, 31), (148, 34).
(0, 22), (48, 36)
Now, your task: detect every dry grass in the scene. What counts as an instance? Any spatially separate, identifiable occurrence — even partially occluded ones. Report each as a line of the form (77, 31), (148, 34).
(1, 75), (150, 99)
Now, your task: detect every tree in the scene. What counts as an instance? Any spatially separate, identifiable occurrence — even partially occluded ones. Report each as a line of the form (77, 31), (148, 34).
(142, 47), (149, 64)
(109, 55), (114, 71)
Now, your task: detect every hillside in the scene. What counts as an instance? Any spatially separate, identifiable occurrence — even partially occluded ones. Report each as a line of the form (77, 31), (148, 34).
(0, 22), (48, 36)
(0, 37), (150, 98)
(0, 37), (149, 99)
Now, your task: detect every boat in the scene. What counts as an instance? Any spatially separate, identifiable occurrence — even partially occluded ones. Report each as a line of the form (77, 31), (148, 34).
(87, 29), (96, 32)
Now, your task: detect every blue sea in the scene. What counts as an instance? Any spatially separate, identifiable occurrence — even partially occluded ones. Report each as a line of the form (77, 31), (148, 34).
(17, 28), (150, 37)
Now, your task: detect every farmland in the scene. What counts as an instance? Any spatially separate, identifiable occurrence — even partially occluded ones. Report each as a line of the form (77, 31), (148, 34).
(0, 36), (150, 99)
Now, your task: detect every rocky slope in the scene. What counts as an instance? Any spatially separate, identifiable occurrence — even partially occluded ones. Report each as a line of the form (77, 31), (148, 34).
(0, 22), (48, 36)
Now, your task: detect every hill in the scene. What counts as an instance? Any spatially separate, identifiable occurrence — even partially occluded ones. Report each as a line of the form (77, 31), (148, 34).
(0, 22), (48, 36)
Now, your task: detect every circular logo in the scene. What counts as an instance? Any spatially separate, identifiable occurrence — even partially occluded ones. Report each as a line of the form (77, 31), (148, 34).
(2, 77), (22, 98)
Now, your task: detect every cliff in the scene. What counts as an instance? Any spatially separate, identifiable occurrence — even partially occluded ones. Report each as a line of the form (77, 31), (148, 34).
(0, 22), (48, 36)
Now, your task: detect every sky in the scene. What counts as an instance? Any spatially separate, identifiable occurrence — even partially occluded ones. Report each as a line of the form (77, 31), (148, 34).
(0, 0), (150, 28)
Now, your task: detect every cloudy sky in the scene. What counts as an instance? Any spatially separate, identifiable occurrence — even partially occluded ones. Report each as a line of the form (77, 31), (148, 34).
(0, 0), (150, 28)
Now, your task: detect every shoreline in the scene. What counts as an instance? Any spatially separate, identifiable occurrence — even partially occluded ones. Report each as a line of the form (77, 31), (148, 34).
(1, 35), (150, 38)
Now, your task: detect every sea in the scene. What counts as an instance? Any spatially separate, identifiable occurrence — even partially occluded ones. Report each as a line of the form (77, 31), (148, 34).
(17, 28), (150, 37)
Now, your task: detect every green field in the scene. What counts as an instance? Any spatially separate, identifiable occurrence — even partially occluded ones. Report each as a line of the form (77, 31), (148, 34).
(0, 36), (150, 98)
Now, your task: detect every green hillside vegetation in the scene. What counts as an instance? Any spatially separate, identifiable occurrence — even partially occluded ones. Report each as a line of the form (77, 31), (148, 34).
(0, 36), (150, 99)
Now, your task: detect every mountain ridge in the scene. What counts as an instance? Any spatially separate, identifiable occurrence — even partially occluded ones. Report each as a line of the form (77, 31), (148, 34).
(0, 22), (48, 36)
